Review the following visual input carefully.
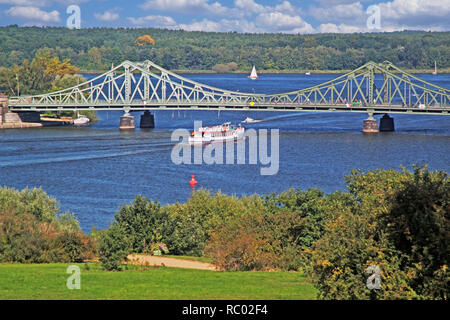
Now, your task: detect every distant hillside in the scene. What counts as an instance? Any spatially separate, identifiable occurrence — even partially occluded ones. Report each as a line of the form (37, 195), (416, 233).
(0, 26), (449, 72)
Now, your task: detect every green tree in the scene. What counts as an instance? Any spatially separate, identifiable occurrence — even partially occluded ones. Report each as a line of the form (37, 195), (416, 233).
(98, 223), (131, 271)
(98, 195), (170, 270)
(0, 186), (95, 264)
(382, 166), (449, 299)
(87, 47), (102, 69)
(307, 166), (448, 300)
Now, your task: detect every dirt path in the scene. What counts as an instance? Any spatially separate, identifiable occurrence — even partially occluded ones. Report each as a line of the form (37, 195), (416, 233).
(127, 254), (219, 271)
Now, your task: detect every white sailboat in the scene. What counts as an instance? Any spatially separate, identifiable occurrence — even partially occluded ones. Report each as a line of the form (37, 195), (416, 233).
(248, 65), (258, 80)
(432, 61), (437, 75)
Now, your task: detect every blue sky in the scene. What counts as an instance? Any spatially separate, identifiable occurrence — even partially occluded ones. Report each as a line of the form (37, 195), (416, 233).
(0, 0), (449, 33)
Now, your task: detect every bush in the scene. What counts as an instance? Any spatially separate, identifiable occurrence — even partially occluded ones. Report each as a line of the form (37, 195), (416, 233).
(0, 187), (59, 222)
(382, 166), (449, 299)
(205, 188), (333, 271)
(57, 232), (96, 263)
(205, 211), (277, 271)
(98, 224), (131, 271)
(164, 189), (261, 256)
(0, 186), (95, 264)
(307, 166), (449, 300)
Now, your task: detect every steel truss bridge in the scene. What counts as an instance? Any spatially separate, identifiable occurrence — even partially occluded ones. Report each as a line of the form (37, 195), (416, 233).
(8, 60), (450, 116)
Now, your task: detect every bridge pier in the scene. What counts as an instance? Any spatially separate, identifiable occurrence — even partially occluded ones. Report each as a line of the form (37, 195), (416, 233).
(379, 114), (395, 132)
(0, 94), (8, 124)
(362, 113), (378, 133)
(140, 110), (155, 129)
(119, 109), (135, 130)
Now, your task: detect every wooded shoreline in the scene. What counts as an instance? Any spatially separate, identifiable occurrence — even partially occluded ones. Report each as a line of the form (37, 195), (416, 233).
(1, 27), (448, 74)
(80, 68), (450, 75)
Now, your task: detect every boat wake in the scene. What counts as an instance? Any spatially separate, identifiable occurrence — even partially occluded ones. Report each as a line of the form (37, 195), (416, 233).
(0, 143), (174, 168)
(242, 112), (316, 124)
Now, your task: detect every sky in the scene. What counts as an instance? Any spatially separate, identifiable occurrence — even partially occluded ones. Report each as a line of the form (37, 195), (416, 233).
(0, 0), (449, 33)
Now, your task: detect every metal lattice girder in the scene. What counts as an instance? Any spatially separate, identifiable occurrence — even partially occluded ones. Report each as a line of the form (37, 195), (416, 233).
(7, 60), (450, 115)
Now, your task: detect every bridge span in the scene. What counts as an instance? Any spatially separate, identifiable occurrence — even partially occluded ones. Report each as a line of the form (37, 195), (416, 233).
(2, 60), (450, 132)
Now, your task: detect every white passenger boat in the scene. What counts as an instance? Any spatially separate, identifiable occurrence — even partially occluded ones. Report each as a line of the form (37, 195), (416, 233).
(188, 122), (245, 144)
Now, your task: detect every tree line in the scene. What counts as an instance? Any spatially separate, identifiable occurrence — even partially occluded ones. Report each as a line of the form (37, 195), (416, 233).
(0, 26), (449, 72)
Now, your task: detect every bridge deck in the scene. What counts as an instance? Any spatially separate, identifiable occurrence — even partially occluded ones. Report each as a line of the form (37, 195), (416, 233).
(9, 102), (450, 116)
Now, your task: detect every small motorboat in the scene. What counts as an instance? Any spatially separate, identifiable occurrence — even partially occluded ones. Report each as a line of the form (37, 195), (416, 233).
(188, 122), (244, 144)
(73, 115), (90, 126)
(305, 71), (311, 76)
(242, 117), (262, 124)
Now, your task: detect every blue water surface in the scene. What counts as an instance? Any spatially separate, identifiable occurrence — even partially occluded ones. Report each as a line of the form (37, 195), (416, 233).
(0, 73), (449, 231)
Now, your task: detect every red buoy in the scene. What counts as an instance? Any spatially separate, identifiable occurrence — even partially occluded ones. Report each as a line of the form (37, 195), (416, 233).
(189, 174), (197, 187)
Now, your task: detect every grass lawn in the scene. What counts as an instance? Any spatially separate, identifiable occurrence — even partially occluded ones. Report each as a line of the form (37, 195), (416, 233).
(0, 263), (317, 300)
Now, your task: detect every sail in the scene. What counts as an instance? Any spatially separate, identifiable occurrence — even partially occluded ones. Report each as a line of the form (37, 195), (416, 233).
(249, 65), (258, 79)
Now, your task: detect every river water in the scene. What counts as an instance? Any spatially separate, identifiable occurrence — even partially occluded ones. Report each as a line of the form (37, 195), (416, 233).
(0, 73), (449, 231)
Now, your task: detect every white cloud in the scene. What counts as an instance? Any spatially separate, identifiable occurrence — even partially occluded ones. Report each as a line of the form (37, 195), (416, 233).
(0, 0), (88, 5)
(5, 6), (60, 22)
(256, 12), (314, 33)
(128, 0), (315, 34)
(177, 19), (222, 32)
(175, 18), (260, 33)
(95, 10), (119, 22)
(310, 0), (450, 33)
(377, 0), (450, 28)
(127, 15), (177, 28)
(310, 1), (365, 23)
(140, 0), (231, 16)
(316, 0), (371, 4)
(53, 0), (89, 4)
(317, 23), (366, 33)
(234, 0), (266, 14)
(379, 0), (448, 18)
(0, 0), (91, 9)
(0, 0), (48, 5)
(274, 1), (301, 14)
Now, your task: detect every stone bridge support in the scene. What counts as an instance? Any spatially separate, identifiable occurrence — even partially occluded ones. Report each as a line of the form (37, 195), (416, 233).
(119, 108), (135, 130)
(0, 94), (8, 123)
(362, 112), (378, 133)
